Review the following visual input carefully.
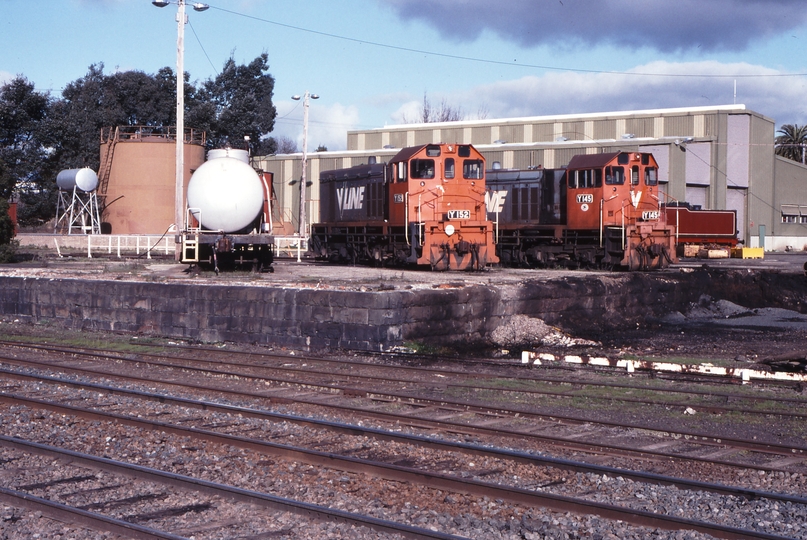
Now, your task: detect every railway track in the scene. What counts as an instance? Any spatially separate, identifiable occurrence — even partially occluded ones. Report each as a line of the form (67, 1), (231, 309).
(1, 340), (805, 474)
(0, 340), (805, 538)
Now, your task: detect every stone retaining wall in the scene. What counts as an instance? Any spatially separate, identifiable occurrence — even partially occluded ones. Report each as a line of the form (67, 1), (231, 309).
(1, 270), (804, 351)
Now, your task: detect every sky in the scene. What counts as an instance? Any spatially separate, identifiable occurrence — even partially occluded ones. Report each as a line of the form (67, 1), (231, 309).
(2, 0), (807, 152)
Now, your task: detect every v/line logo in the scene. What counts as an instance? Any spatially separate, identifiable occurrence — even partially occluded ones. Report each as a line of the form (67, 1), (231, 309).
(336, 186), (365, 210)
(485, 190), (507, 213)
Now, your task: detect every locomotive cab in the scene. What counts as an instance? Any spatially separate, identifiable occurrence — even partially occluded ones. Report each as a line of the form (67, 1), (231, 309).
(566, 152), (676, 270)
(388, 143), (498, 270)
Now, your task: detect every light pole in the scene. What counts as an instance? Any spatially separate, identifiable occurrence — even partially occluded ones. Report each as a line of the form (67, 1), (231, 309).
(152, 0), (208, 257)
(291, 92), (318, 262)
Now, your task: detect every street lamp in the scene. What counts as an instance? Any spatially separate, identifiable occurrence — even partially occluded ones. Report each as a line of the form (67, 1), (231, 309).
(152, 0), (208, 258)
(291, 92), (319, 262)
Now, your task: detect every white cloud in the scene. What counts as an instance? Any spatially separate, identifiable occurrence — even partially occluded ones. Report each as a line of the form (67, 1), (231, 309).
(389, 100), (423, 124)
(445, 61), (807, 127)
(272, 100), (360, 152)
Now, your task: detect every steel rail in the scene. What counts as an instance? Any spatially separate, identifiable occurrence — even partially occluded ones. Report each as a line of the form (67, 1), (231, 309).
(2, 367), (805, 508)
(7, 339), (806, 409)
(0, 435), (466, 540)
(0, 357), (800, 473)
(0, 486), (189, 540)
(105, 338), (807, 390)
(0, 399), (794, 540)
(1, 349), (802, 458)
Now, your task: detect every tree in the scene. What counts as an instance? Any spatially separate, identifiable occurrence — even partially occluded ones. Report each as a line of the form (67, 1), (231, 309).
(775, 124), (807, 164)
(0, 76), (53, 227)
(190, 53), (277, 154)
(49, 63), (179, 173)
(272, 136), (298, 154)
(403, 92), (464, 124)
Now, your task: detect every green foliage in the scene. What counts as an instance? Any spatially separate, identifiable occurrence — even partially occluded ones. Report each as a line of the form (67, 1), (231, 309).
(0, 77), (53, 227)
(191, 53), (277, 154)
(48, 63), (179, 173)
(775, 124), (807, 163)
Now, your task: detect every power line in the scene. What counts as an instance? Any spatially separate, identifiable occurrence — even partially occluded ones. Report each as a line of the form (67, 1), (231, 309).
(188, 19), (218, 75)
(208, 5), (807, 80)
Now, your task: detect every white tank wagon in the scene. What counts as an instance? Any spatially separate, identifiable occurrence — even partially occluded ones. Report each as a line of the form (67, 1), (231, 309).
(181, 149), (275, 273)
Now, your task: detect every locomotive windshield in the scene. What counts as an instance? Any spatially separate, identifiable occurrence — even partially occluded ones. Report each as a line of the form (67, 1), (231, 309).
(411, 159), (435, 179)
(645, 167), (658, 186)
(463, 159), (484, 179)
(605, 166), (624, 185)
(569, 168), (602, 188)
(445, 158), (455, 179)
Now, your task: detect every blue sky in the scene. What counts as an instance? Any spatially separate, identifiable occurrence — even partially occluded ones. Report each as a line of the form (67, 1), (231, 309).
(2, 0), (807, 151)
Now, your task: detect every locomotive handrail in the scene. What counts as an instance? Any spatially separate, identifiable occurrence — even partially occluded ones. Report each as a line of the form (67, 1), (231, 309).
(600, 194), (619, 248)
(621, 200), (626, 250)
(417, 193), (424, 246)
(186, 208), (202, 233)
(404, 192), (410, 246)
(659, 191), (682, 244)
(599, 199), (604, 248)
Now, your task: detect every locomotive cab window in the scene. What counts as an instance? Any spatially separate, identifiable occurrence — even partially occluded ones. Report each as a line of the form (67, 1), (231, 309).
(605, 166), (624, 185)
(411, 159), (435, 179)
(631, 166), (640, 185)
(569, 168), (602, 188)
(617, 153), (630, 165)
(463, 159), (484, 179)
(396, 162), (407, 183)
(445, 158), (455, 179)
(645, 167), (658, 186)
(458, 145), (471, 158)
(426, 145), (441, 157)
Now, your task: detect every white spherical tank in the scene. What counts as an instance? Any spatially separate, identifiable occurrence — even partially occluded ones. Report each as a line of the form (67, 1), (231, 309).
(56, 168), (99, 192)
(186, 156), (264, 233)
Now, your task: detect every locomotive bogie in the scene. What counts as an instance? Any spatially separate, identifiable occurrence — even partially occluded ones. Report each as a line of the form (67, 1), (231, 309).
(184, 232), (275, 274)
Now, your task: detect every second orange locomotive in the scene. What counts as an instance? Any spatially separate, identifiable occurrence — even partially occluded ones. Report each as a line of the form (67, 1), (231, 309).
(487, 151), (678, 270)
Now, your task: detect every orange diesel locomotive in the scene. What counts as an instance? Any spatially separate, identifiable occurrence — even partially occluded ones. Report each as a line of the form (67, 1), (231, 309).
(487, 151), (678, 270)
(310, 143), (498, 270)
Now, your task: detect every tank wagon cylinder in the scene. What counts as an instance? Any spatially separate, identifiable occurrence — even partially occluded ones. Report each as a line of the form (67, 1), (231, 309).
(56, 168), (99, 192)
(206, 148), (249, 163)
(186, 152), (264, 233)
